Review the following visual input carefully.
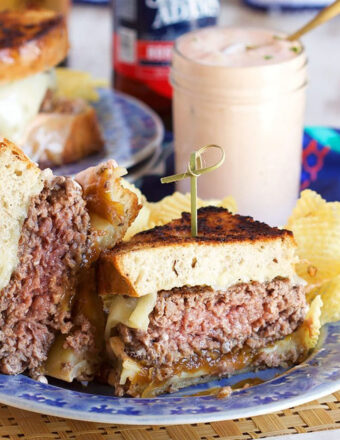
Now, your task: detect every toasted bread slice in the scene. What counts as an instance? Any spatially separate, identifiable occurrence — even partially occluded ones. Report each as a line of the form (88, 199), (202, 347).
(21, 100), (104, 167)
(0, 139), (46, 290)
(0, 10), (68, 82)
(98, 207), (300, 298)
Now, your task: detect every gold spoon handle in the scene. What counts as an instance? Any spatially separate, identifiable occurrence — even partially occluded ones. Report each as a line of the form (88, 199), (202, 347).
(288, 0), (340, 41)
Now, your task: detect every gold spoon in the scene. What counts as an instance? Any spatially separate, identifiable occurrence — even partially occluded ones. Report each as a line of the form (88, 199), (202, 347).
(243, 0), (340, 52)
(288, 0), (340, 41)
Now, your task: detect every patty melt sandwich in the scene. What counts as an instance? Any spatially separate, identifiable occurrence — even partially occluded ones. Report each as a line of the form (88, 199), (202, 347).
(98, 207), (307, 397)
(0, 139), (139, 378)
(0, 10), (104, 168)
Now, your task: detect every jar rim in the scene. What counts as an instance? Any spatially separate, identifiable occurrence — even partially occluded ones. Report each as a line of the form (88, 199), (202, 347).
(173, 25), (306, 72)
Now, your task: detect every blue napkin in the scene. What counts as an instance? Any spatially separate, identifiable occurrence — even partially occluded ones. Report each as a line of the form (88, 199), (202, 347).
(302, 127), (340, 201)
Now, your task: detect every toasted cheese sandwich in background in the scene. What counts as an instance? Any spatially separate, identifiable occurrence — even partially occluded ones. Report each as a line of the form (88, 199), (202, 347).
(98, 207), (307, 397)
(0, 139), (140, 379)
(0, 10), (104, 167)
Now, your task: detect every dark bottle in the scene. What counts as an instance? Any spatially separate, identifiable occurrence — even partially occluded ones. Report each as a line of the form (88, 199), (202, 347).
(112, 0), (220, 128)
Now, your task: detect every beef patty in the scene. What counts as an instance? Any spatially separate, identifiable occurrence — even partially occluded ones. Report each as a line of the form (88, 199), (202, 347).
(0, 176), (91, 375)
(116, 278), (307, 374)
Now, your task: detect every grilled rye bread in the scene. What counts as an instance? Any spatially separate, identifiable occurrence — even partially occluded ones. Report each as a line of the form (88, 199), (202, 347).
(0, 9), (68, 82)
(98, 207), (299, 298)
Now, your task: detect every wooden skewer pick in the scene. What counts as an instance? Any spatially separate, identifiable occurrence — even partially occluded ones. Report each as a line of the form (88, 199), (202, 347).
(161, 145), (225, 237)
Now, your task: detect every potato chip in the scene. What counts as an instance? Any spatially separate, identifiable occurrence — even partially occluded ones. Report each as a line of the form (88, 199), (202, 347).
(286, 190), (340, 284)
(216, 196), (238, 212)
(287, 189), (326, 225)
(148, 192), (190, 226)
(121, 179), (146, 205)
(147, 192), (237, 228)
(307, 275), (340, 326)
(124, 205), (150, 241)
(124, 190), (237, 238)
(122, 180), (151, 240)
(55, 68), (108, 102)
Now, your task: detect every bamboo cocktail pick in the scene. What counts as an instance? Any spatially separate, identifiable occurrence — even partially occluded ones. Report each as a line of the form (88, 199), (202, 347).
(161, 145), (225, 237)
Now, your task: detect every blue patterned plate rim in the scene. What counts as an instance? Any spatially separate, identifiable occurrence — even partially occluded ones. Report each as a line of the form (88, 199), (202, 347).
(1, 323), (340, 424)
(53, 89), (164, 176)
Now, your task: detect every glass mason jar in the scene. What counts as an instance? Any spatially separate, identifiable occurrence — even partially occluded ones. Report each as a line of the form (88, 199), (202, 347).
(171, 27), (307, 226)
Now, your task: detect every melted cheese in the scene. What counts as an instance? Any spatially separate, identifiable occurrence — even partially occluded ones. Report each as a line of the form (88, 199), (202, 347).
(44, 334), (94, 382)
(120, 358), (142, 386)
(105, 292), (157, 337)
(0, 71), (54, 143)
(128, 292), (157, 330)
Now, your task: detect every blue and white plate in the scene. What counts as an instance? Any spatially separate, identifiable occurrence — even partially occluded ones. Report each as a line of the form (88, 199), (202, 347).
(72, 0), (109, 6)
(53, 89), (164, 176)
(0, 323), (340, 424)
(243, 0), (332, 9)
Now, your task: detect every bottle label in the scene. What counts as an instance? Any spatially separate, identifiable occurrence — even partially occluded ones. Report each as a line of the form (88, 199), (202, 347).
(113, 0), (219, 98)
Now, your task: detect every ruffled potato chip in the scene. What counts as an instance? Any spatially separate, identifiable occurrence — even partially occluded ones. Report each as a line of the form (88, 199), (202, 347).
(288, 189), (326, 222)
(124, 205), (150, 241)
(55, 68), (108, 102)
(286, 190), (340, 284)
(120, 180), (145, 203)
(121, 180), (150, 240)
(307, 275), (340, 326)
(124, 191), (237, 238)
(148, 192), (237, 228)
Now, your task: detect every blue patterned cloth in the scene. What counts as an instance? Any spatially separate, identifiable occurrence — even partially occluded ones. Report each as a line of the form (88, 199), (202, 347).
(302, 127), (340, 201)
(139, 127), (340, 203)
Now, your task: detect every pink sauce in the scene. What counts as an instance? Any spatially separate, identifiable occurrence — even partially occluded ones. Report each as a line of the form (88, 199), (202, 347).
(171, 27), (307, 226)
(177, 27), (302, 67)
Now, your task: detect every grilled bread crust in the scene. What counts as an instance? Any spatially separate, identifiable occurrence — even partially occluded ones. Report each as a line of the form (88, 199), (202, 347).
(121, 207), (293, 248)
(0, 9), (68, 82)
(98, 207), (298, 298)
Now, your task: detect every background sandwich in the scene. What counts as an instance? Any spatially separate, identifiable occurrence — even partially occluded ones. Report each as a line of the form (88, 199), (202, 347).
(98, 207), (307, 397)
(0, 9), (104, 168)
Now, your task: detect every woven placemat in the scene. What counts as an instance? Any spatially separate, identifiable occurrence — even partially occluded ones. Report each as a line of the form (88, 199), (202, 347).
(1, 392), (340, 440)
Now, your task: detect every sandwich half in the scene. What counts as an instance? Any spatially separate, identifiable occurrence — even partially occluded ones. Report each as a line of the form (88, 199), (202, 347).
(0, 139), (139, 378)
(98, 207), (307, 397)
(0, 10), (104, 167)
